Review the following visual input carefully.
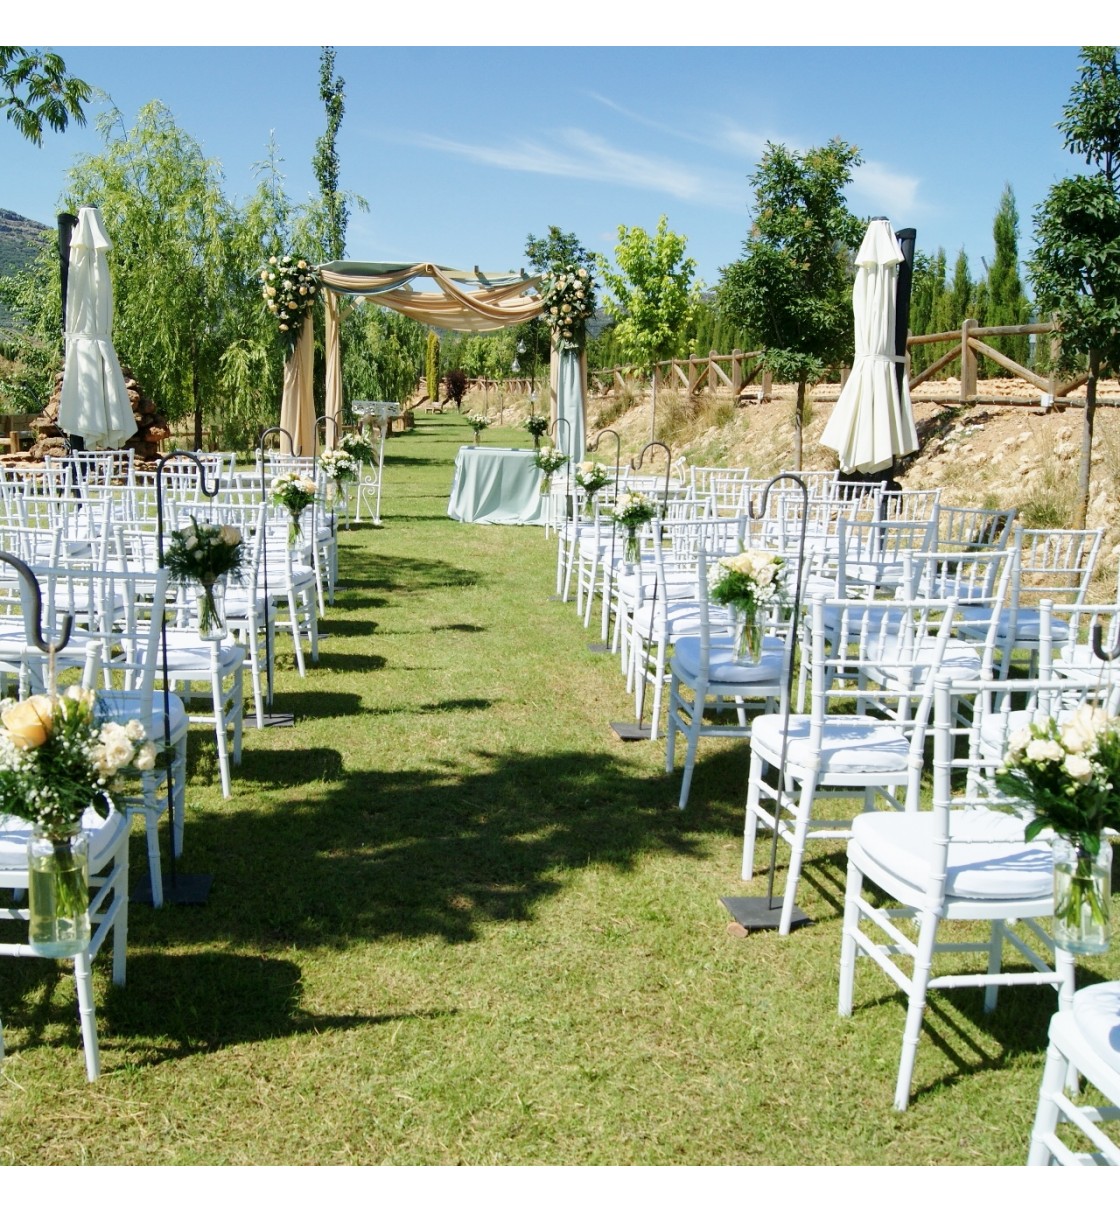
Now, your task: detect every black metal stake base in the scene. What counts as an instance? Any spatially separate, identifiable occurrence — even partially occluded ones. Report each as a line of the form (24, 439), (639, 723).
(587, 642), (610, 654)
(610, 721), (651, 741)
(720, 896), (811, 933)
(133, 872), (214, 907)
(243, 713), (296, 729)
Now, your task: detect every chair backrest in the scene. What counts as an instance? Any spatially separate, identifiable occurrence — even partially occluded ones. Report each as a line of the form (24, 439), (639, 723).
(880, 487), (942, 525)
(937, 504), (1017, 553)
(832, 516), (937, 596)
(807, 593), (960, 800)
(1010, 525), (1103, 608)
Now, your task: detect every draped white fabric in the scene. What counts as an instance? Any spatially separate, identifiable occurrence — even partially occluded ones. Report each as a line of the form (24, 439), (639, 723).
(58, 208), (137, 450)
(821, 220), (917, 474)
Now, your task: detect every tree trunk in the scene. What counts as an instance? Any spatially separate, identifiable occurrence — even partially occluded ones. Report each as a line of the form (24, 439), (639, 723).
(649, 370), (658, 444)
(792, 374), (806, 470)
(192, 351), (203, 451)
(1073, 350), (1098, 529)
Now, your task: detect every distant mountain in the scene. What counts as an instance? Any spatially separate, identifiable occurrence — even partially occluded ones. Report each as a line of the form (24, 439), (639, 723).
(0, 209), (51, 327)
(0, 208), (50, 276)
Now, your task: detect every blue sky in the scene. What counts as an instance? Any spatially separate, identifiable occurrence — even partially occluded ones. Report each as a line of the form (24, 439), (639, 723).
(0, 38), (1106, 290)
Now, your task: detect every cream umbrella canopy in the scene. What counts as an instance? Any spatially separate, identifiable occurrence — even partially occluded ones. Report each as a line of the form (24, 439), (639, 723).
(820, 219), (917, 474)
(58, 207), (137, 450)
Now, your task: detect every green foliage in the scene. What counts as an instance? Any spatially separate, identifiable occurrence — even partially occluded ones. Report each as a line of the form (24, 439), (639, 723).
(341, 303), (424, 407)
(1029, 46), (1120, 526)
(718, 139), (863, 383)
(0, 233), (60, 411)
(425, 331), (440, 401)
(986, 185), (1032, 371)
(596, 215), (699, 370)
(524, 226), (597, 276)
(718, 138), (863, 465)
(0, 46), (92, 145)
(443, 367), (468, 408)
(313, 47), (348, 263)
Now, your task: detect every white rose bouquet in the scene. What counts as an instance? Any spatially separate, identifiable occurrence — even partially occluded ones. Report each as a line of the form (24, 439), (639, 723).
(574, 461), (612, 499)
(467, 413), (492, 442)
(271, 472), (318, 545)
(610, 492), (658, 563)
(707, 549), (788, 663)
(164, 517), (245, 637)
(340, 432), (375, 464)
(996, 704), (1120, 949)
(533, 446), (569, 494)
(319, 448), (359, 486)
(524, 414), (549, 447)
(0, 687), (156, 953)
(259, 253), (319, 352)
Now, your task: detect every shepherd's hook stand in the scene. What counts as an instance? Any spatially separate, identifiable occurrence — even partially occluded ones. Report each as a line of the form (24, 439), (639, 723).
(585, 428), (621, 654)
(720, 471), (812, 933)
(245, 427), (297, 729)
(137, 451), (219, 905)
(610, 441), (672, 741)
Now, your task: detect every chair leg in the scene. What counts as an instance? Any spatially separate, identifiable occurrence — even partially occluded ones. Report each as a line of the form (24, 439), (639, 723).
(779, 781), (817, 936)
(73, 949), (101, 1082)
(1027, 1034), (1070, 1165)
(893, 909), (940, 1111)
(742, 752), (765, 879)
(837, 857), (864, 1017)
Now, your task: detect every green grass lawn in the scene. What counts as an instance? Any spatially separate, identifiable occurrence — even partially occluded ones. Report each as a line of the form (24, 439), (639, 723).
(1, 409), (1117, 1165)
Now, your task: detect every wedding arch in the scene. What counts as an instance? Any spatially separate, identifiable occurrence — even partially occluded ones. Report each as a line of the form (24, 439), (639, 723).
(279, 260), (586, 459)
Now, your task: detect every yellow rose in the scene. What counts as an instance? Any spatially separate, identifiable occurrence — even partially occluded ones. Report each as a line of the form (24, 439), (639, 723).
(2, 695), (54, 750)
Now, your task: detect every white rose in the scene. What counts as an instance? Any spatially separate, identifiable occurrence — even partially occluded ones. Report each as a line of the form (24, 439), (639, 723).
(134, 742), (157, 772)
(1007, 728), (1031, 756)
(1063, 753), (1094, 783)
(1026, 738), (1064, 764)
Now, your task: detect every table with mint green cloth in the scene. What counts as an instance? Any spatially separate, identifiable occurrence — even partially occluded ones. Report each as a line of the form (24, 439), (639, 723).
(448, 446), (548, 525)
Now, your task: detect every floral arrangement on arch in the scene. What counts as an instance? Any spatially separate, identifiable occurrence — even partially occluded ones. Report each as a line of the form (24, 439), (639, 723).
(259, 253), (319, 351)
(319, 448), (360, 485)
(539, 264), (595, 351)
(524, 414), (549, 446)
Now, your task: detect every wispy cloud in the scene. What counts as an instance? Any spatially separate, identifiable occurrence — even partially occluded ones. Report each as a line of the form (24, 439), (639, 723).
(407, 127), (741, 207)
(849, 160), (923, 220)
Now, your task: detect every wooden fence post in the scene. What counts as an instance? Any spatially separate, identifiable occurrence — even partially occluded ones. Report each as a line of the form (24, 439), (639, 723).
(761, 368), (772, 399)
(731, 349), (743, 399)
(960, 318), (977, 401)
(688, 354), (699, 396)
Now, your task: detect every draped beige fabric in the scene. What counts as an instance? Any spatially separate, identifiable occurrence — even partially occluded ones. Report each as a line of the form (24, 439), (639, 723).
(282, 261), (545, 447)
(279, 313), (315, 455)
(317, 263), (543, 332)
(323, 291), (342, 442)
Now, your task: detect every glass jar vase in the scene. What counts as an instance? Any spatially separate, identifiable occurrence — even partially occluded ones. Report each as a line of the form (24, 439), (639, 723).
(28, 826), (90, 958)
(1051, 834), (1111, 955)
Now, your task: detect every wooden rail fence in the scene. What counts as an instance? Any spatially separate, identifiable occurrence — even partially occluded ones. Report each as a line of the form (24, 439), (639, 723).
(474, 320), (1120, 409)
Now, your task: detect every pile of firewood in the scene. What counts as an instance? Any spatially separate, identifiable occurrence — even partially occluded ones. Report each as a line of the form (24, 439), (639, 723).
(30, 365), (171, 461)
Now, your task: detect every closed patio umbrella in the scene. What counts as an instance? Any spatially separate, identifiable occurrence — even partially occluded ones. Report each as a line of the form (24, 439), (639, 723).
(821, 218), (917, 474)
(58, 207), (137, 451)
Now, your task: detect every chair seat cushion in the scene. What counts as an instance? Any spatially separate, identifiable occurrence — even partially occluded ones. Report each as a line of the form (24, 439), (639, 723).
(868, 635), (981, 683)
(750, 713), (912, 775)
(956, 605), (1069, 646)
(160, 631), (247, 678)
(1071, 982), (1120, 1075)
(95, 688), (189, 740)
(851, 807), (1053, 900)
(0, 804), (127, 873)
(671, 635), (785, 688)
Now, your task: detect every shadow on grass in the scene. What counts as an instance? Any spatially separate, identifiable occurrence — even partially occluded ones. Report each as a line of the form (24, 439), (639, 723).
(362, 696), (496, 717)
(308, 652), (388, 676)
(430, 623), (486, 633)
(131, 744), (723, 960)
(337, 553), (483, 593)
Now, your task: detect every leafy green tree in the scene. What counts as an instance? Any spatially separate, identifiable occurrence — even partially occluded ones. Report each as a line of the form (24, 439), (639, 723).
(0, 46), (91, 145)
(342, 303), (424, 406)
(313, 46), (348, 263)
(719, 139), (863, 468)
(0, 232), (59, 410)
(426, 331), (440, 403)
(64, 102), (277, 447)
(1029, 45), (1120, 527)
(987, 185), (1031, 371)
(525, 226), (596, 276)
(597, 215), (699, 441)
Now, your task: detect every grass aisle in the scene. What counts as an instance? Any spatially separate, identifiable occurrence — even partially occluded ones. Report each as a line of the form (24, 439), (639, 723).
(1, 410), (1116, 1165)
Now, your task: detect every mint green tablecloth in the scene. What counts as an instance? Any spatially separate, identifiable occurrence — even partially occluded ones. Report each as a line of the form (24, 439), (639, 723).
(448, 446), (548, 525)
